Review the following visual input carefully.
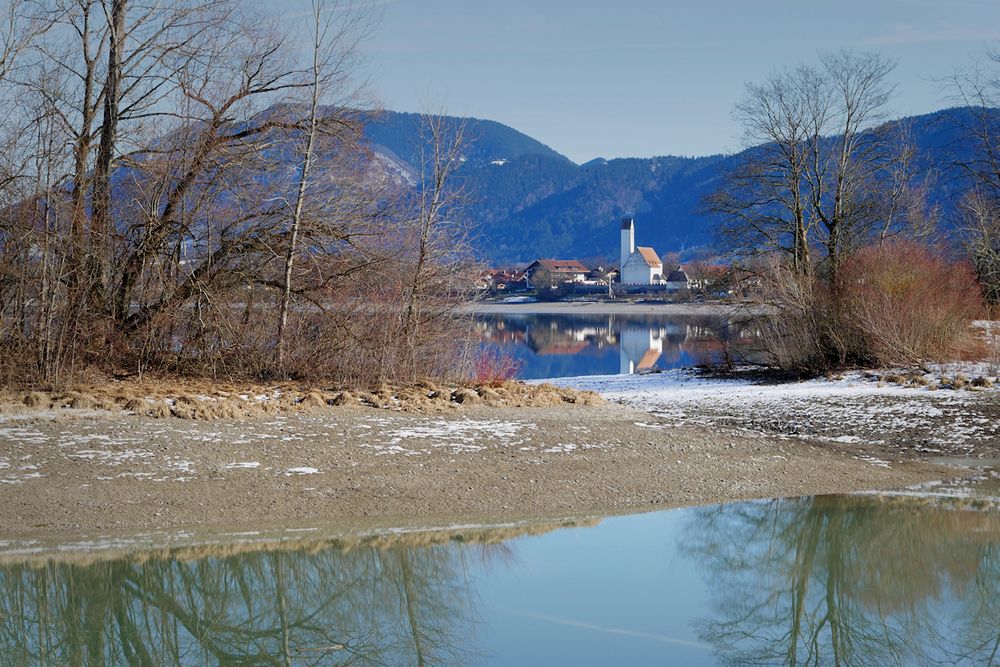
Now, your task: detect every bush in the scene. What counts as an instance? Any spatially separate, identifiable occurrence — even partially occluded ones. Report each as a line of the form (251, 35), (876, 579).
(839, 243), (984, 366)
(472, 347), (522, 386)
(753, 243), (985, 371)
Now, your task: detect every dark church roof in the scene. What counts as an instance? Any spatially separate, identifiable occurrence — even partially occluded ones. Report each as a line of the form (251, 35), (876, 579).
(666, 265), (689, 283)
(621, 217), (634, 230)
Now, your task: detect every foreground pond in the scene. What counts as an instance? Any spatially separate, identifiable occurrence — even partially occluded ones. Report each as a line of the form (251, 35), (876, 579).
(1, 493), (997, 666)
(475, 311), (756, 379)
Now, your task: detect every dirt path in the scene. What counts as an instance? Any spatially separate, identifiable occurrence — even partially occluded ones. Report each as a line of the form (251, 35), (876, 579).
(0, 403), (959, 542)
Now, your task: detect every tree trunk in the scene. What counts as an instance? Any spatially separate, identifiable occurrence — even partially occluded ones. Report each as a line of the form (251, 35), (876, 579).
(92, 0), (126, 316)
(276, 0), (325, 373)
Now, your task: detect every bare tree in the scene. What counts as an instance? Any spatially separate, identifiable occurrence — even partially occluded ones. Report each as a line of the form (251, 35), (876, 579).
(712, 64), (826, 275)
(712, 51), (916, 282)
(950, 49), (1000, 304)
(398, 112), (474, 382)
(0, 0), (476, 388)
(276, 0), (371, 372)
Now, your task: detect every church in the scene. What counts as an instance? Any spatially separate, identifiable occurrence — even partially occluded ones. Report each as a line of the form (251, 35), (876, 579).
(618, 217), (691, 289)
(619, 217), (663, 285)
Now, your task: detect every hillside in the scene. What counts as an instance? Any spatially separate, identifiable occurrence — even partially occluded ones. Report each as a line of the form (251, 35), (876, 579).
(362, 107), (994, 264)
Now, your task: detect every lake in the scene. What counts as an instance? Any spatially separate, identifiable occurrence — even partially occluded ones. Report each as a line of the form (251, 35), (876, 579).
(475, 311), (755, 379)
(1, 490), (997, 666)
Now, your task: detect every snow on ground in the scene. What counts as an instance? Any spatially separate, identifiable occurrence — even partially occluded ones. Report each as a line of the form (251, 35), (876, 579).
(548, 368), (1000, 455)
(550, 367), (1000, 502)
(361, 418), (536, 456)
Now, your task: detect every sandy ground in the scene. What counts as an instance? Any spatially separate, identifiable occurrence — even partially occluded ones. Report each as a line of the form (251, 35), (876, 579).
(0, 401), (961, 543)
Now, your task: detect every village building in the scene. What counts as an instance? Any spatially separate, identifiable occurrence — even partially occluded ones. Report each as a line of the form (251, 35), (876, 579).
(523, 259), (589, 288)
(663, 265), (691, 291)
(618, 217), (690, 291)
(619, 218), (663, 285)
(480, 268), (527, 291)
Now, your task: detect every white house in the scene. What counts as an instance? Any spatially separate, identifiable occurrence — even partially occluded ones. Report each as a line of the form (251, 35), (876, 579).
(619, 218), (663, 285)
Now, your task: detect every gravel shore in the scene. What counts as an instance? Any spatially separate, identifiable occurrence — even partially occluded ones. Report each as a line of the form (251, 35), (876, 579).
(0, 401), (961, 542)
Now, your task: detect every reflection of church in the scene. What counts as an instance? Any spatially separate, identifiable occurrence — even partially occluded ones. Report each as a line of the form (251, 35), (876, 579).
(478, 313), (750, 376)
(619, 327), (662, 374)
(617, 323), (691, 374)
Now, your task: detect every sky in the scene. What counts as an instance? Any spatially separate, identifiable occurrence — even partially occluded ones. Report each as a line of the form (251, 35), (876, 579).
(268, 0), (1000, 164)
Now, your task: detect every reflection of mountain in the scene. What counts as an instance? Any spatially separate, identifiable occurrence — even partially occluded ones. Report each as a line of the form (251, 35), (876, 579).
(683, 496), (1000, 666)
(477, 313), (750, 378)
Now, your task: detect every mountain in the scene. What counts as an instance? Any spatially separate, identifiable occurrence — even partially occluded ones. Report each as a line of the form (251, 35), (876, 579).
(362, 110), (571, 176)
(362, 107), (995, 264)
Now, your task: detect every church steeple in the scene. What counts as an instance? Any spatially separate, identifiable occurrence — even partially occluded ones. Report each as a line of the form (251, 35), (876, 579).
(620, 217), (635, 268)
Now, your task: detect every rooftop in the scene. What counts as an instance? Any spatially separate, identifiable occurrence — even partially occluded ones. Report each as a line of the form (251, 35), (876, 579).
(636, 247), (662, 268)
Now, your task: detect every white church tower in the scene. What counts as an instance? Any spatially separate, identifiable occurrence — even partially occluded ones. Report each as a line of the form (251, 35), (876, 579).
(619, 217), (663, 285)
(620, 217), (635, 269)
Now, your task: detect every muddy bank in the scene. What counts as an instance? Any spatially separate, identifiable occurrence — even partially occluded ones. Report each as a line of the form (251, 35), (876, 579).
(0, 403), (960, 542)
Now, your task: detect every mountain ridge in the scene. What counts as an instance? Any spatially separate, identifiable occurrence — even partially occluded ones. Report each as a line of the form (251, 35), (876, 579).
(363, 107), (992, 264)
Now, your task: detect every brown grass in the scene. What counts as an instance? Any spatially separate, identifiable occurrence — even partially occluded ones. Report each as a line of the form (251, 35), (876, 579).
(0, 376), (603, 420)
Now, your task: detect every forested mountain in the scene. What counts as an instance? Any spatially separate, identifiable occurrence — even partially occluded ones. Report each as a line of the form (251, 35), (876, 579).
(362, 107), (994, 264)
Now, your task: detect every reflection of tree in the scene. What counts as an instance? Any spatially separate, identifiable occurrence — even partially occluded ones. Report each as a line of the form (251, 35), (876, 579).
(0, 541), (489, 666)
(683, 496), (1000, 666)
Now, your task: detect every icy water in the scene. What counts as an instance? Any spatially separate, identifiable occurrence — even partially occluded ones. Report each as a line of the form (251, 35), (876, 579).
(2, 492), (998, 666)
(475, 312), (755, 379)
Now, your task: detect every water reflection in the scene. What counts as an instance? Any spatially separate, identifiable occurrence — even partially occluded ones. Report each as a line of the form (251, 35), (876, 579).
(684, 496), (1000, 666)
(476, 313), (754, 379)
(0, 498), (997, 665)
(0, 536), (493, 666)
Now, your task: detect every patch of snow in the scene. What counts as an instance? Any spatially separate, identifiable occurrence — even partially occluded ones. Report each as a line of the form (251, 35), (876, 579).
(855, 455), (891, 468)
(363, 418), (533, 455)
(67, 449), (155, 465)
(225, 461), (260, 469)
(285, 467), (319, 475)
(542, 443), (579, 454)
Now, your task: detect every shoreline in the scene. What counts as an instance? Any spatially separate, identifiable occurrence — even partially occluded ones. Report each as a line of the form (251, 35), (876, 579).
(462, 300), (752, 316)
(0, 401), (967, 545)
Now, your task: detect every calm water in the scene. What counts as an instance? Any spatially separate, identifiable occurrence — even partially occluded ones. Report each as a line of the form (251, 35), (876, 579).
(2, 493), (998, 666)
(475, 312), (754, 379)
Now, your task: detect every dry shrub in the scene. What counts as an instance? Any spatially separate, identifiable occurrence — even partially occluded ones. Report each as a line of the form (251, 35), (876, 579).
(753, 244), (985, 371)
(66, 392), (97, 410)
(22, 391), (50, 409)
(451, 387), (481, 404)
(296, 391), (329, 410)
(839, 243), (985, 366)
(146, 402), (172, 419)
(122, 398), (146, 413)
(329, 391), (354, 406)
(472, 346), (522, 387)
(751, 262), (835, 370)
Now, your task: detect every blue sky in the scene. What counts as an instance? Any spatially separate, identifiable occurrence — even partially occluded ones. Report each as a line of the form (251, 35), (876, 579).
(269, 0), (1000, 163)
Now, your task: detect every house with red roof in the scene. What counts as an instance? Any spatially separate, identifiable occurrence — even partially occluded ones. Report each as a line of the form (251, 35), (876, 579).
(523, 259), (589, 288)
